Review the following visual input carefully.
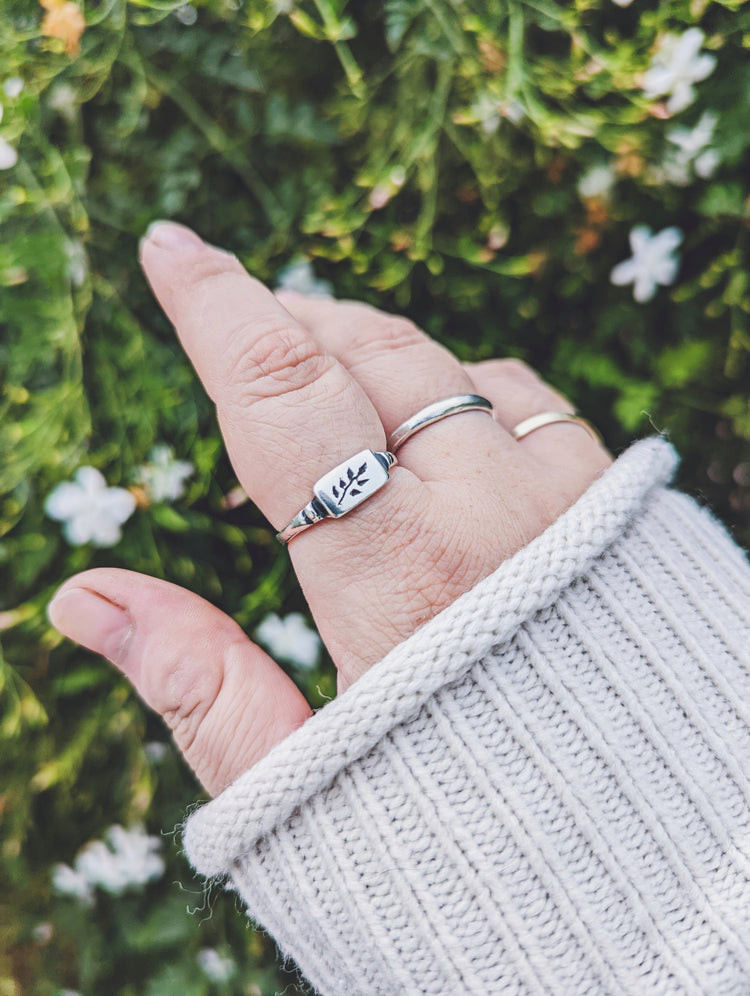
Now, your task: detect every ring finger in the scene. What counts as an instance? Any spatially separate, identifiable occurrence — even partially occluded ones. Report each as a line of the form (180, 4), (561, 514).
(465, 359), (612, 485)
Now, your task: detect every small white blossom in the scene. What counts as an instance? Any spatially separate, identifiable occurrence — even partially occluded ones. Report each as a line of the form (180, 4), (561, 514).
(610, 225), (682, 303)
(198, 948), (236, 983)
(648, 159), (690, 187)
(135, 444), (193, 502)
(498, 98), (525, 124)
(471, 93), (501, 134)
(369, 183), (391, 209)
(0, 137), (18, 170)
(577, 163), (616, 200)
(389, 165), (406, 187)
(368, 165), (406, 210)
(174, 4), (197, 24)
(47, 83), (77, 121)
(45, 467), (136, 547)
(32, 922), (54, 944)
(74, 841), (128, 893)
(276, 258), (333, 298)
(98, 824), (165, 892)
(144, 740), (169, 763)
(65, 240), (88, 287)
(256, 612), (321, 669)
(666, 111), (720, 180)
(52, 825), (165, 903)
(642, 28), (716, 114)
(51, 862), (94, 904)
(3, 77), (24, 99)
(611, 0), (634, 6)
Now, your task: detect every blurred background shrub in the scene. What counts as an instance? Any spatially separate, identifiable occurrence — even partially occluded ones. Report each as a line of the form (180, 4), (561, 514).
(1, 0), (749, 992)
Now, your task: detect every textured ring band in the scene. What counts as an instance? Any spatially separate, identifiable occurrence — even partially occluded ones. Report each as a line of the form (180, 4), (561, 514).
(512, 411), (601, 443)
(387, 394), (494, 453)
(276, 449), (397, 545)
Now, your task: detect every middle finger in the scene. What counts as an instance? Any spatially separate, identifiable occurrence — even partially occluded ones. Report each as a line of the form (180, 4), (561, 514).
(276, 292), (520, 482)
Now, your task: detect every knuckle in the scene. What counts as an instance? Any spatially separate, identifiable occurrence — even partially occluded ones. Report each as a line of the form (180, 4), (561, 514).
(155, 651), (225, 758)
(183, 250), (245, 302)
(353, 315), (425, 358)
(376, 315), (425, 348)
(493, 357), (541, 383)
(222, 316), (332, 408)
(189, 641), (278, 792)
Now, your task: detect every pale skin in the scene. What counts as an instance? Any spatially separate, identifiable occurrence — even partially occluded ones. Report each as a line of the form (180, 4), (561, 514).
(47, 221), (612, 797)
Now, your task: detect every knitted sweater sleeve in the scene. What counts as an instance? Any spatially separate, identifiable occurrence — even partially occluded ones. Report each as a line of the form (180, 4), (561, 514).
(183, 437), (750, 995)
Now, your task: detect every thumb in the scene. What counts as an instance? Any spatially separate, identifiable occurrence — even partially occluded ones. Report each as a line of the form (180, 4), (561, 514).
(47, 568), (312, 795)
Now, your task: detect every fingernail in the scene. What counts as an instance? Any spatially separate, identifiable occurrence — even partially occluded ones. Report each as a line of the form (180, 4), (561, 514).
(142, 220), (204, 253)
(48, 587), (133, 663)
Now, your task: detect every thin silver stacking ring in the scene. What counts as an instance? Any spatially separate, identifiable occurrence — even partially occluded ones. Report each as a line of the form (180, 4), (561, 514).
(511, 411), (601, 443)
(387, 394), (494, 454)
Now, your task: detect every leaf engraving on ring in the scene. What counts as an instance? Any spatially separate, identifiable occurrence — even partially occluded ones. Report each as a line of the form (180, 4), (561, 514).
(334, 462), (369, 505)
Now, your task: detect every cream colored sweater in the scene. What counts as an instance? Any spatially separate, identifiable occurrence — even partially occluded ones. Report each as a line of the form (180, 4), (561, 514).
(184, 438), (750, 995)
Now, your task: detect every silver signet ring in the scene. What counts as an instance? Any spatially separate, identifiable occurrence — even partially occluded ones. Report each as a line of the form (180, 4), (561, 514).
(276, 449), (397, 545)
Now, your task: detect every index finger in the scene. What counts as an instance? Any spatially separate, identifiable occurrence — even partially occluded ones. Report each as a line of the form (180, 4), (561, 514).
(139, 222), (403, 535)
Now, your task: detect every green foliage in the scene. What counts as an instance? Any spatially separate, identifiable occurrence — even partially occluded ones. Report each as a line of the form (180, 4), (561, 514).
(2, 0), (749, 991)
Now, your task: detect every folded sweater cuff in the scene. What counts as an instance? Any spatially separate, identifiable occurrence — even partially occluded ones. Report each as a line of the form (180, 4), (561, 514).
(184, 436), (678, 873)
(183, 436), (750, 995)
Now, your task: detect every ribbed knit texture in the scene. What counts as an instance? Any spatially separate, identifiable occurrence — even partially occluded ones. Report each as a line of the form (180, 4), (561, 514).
(184, 437), (750, 995)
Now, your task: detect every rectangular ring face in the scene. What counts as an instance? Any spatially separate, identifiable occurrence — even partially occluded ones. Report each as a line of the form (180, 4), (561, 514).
(313, 449), (389, 518)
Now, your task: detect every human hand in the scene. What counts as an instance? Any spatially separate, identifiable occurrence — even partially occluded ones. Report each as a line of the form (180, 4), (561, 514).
(47, 222), (612, 797)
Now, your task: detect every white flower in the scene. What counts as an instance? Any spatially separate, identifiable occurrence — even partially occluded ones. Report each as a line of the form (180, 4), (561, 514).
(3, 77), (24, 99)
(369, 183), (392, 209)
(51, 862), (94, 904)
(75, 840), (131, 894)
(666, 110), (720, 179)
(648, 159), (691, 187)
(105, 824), (165, 889)
(65, 240), (88, 287)
(135, 444), (193, 502)
(198, 948), (236, 983)
(53, 825), (165, 903)
(77, 825), (164, 894)
(32, 922), (54, 944)
(498, 98), (525, 124)
(368, 165), (406, 210)
(144, 740), (169, 763)
(174, 4), (197, 24)
(642, 28), (716, 114)
(47, 82), (77, 121)
(0, 137), (18, 170)
(276, 258), (333, 298)
(611, 0), (634, 5)
(577, 163), (616, 199)
(610, 225), (683, 303)
(45, 466), (136, 546)
(256, 612), (321, 669)
(471, 92), (501, 134)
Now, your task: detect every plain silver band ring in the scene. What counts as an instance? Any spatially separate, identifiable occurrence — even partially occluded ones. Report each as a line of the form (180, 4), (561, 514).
(387, 394), (494, 453)
(512, 411), (601, 443)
